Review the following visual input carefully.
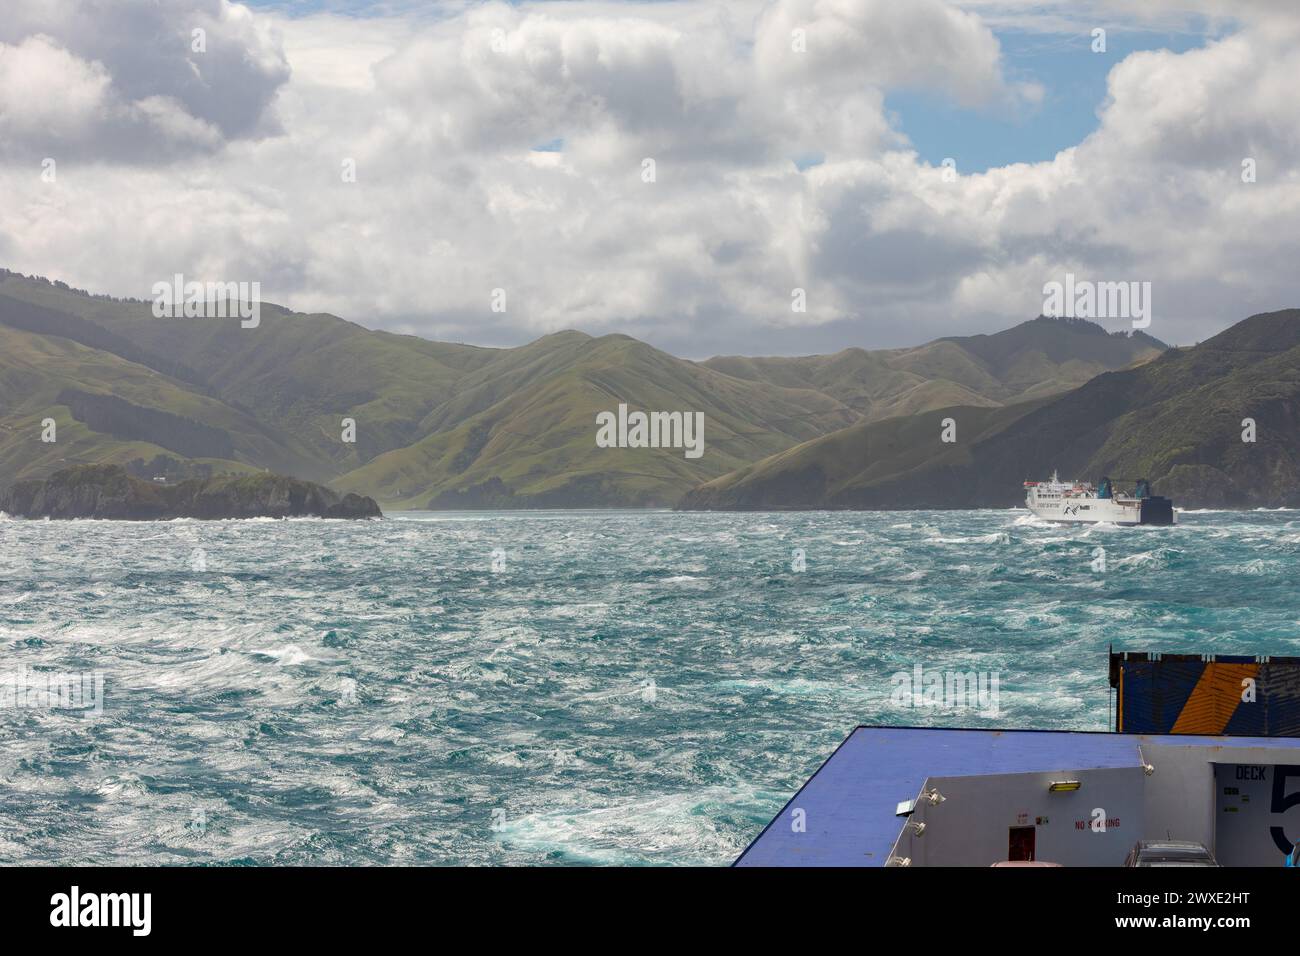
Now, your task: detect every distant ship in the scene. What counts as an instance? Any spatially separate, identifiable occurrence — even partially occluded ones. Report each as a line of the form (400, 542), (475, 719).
(1023, 471), (1175, 525)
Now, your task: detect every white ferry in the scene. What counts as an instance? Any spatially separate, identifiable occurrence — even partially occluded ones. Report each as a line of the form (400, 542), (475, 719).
(1023, 471), (1174, 526)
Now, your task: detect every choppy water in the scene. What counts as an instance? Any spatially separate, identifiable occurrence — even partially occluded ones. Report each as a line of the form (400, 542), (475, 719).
(2, 508), (1299, 865)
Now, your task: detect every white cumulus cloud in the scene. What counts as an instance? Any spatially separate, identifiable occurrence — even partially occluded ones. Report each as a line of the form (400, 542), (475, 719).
(0, 0), (1296, 356)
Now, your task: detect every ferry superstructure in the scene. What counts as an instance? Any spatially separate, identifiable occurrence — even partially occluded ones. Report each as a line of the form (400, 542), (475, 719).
(735, 652), (1300, 867)
(1023, 471), (1174, 526)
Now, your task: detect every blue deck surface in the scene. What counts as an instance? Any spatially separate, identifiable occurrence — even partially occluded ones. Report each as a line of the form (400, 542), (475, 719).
(735, 726), (1300, 867)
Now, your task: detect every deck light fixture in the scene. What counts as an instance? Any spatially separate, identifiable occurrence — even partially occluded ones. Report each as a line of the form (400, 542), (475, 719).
(1048, 780), (1082, 792)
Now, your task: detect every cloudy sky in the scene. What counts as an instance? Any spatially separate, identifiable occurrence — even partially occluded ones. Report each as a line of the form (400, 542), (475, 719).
(1, 0), (1298, 357)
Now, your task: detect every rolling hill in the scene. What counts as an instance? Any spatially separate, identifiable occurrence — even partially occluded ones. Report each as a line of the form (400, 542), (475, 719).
(0, 268), (1167, 508)
(679, 309), (1300, 511)
(333, 333), (860, 508)
(703, 316), (1166, 421)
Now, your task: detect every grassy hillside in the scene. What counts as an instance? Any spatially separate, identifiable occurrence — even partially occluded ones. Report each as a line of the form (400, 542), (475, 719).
(0, 321), (315, 487)
(336, 335), (858, 508)
(681, 310), (1300, 511)
(703, 316), (1165, 421)
(0, 274), (495, 474)
(0, 268), (1173, 509)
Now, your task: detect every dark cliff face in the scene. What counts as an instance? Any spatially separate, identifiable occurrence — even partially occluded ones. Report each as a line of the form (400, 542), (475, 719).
(0, 464), (382, 520)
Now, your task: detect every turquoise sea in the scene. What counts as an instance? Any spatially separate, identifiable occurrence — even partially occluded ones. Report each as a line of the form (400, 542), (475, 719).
(2, 508), (1298, 865)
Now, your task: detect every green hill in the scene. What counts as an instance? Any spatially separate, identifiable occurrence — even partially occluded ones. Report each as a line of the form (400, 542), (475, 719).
(680, 309), (1300, 511)
(0, 320), (312, 488)
(0, 268), (1171, 509)
(0, 273), (493, 476)
(703, 316), (1165, 421)
(334, 334), (857, 508)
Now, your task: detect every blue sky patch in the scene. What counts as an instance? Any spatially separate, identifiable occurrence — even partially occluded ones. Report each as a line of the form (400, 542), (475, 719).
(887, 25), (1210, 172)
